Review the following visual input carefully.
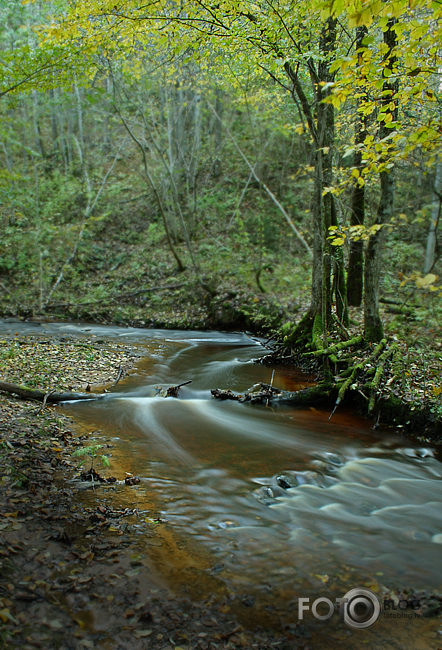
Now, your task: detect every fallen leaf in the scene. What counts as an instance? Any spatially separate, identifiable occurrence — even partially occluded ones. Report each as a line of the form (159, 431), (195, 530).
(133, 629), (152, 638)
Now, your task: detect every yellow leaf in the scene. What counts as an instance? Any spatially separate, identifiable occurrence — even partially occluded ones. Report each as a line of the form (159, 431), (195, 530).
(133, 630), (152, 638)
(415, 273), (437, 288)
(0, 608), (17, 624)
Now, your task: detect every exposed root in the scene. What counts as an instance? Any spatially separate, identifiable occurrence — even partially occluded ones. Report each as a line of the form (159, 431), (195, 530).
(368, 343), (398, 412)
(233, 315), (439, 435)
(310, 334), (363, 358)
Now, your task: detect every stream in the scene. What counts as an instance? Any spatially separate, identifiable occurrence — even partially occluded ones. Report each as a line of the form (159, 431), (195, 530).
(3, 320), (442, 648)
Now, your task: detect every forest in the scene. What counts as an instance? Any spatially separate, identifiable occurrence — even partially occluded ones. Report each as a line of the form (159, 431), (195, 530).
(0, 1), (442, 649)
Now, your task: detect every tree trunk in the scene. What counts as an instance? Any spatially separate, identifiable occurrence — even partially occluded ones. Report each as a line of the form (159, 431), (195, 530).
(0, 380), (99, 403)
(49, 88), (59, 156)
(364, 20), (398, 342)
(424, 162), (442, 273)
(188, 91), (201, 234)
(74, 80), (86, 177)
(212, 88), (223, 178)
(332, 197), (349, 326)
(282, 19), (337, 353)
(32, 91), (45, 158)
(347, 26), (367, 308)
(317, 18), (338, 352)
(102, 77), (112, 153)
(66, 101), (73, 169)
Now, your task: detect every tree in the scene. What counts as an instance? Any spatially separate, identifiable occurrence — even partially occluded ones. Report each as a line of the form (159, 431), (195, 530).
(321, 0), (442, 340)
(346, 26), (368, 308)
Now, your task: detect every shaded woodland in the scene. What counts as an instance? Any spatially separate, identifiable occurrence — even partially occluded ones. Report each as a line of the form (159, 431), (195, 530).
(0, 1), (440, 335)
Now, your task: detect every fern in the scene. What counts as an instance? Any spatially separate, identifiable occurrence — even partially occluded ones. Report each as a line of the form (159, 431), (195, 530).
(72, 444), (110, 470)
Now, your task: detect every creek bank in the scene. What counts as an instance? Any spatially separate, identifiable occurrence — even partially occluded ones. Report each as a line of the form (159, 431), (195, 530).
(256, 325), (442, 443)
(0, 334), (311, 650)
(4, 283), (290, 336)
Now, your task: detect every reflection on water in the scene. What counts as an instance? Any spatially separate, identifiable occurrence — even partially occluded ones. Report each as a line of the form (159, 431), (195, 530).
(48, 325), (442, 647)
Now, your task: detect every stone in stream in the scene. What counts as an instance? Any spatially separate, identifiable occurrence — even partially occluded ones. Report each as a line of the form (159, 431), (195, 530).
(276, 475), (294, 490)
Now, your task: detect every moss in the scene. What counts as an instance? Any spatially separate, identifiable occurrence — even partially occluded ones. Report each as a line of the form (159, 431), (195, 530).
(365, 319), (384, 343)
(312, 313), (323, 352)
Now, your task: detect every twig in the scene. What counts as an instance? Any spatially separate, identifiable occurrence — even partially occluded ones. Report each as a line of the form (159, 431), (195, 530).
(118, 192), (150, 204)
(175, 380), (192, 389)
(34, 389), (56, 415)
(111, 366), (124, 387)
(267, 370), (275, 407)
(372, 410), (381, 430)
(165, 380), (192, 397)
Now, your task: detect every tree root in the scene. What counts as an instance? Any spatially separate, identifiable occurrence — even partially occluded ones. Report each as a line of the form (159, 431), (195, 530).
(282, 311), (314, 348)
(368, 343), (398, 412)
(310, 334), (363, 358)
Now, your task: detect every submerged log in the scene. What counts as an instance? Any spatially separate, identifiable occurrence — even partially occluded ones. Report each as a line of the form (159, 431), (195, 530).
(0, 380), (99, 403)
(211, 382), (334, 407)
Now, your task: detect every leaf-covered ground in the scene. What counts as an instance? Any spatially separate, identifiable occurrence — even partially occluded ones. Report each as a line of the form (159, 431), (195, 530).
(0, 336), (138, 392)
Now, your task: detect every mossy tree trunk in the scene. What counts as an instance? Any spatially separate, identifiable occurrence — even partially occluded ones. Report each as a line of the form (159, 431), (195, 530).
(364, 20), (398, 343)
(347, 26), (368, 308)
(285, 18), (346, 351)
(311, 18), (341, 363)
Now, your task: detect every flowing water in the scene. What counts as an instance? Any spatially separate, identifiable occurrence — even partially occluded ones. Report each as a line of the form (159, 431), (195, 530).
(3, 321), (442, 647)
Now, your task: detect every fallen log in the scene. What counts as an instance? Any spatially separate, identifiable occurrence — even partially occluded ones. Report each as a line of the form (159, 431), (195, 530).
(0, 380), (99, 403)
(211, 382), (334, 407)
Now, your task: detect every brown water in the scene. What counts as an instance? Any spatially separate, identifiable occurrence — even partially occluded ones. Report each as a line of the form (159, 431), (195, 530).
(3, 321), (442, 646)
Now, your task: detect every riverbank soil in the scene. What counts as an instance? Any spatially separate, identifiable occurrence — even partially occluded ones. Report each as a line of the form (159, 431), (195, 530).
(0, 336), (307, 650)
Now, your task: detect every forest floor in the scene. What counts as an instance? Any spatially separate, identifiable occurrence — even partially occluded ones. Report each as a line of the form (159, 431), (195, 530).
(0, 337), (309, 650)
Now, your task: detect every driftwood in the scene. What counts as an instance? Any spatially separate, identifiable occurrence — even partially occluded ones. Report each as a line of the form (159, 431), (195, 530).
(0, 380), (99, 403)
(211, 382), (333, 406)
(156, 380), (192, 398)
(211, 383), (282, 404)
